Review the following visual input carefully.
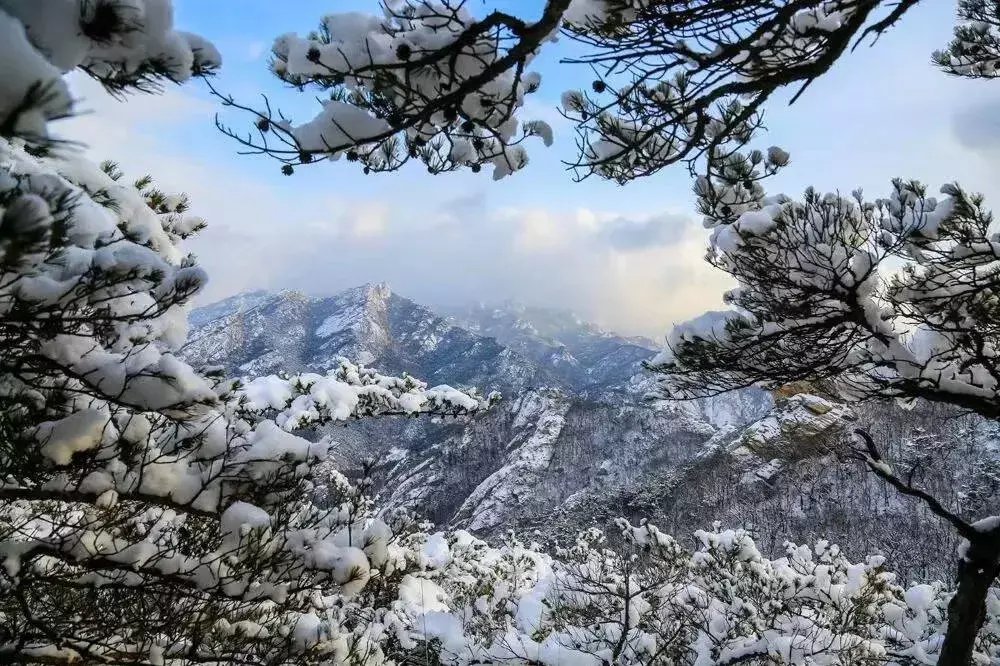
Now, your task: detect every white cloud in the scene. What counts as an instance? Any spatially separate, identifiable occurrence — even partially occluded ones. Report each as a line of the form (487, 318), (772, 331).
(502, 207), (575, 252)
(246, 41), (267, 61)
(45, 75), (737, 337)
(346, 202), (391, 239)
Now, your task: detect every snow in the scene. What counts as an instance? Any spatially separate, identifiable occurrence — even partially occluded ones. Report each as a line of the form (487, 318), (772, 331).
(292, 100), (393, 154)
(654, 310), (752, 367)
(456, 389), (568, 531)
(972, 516), (1000, 533)
(0, 11), (71, 139)
(0, 0), (218, 142)
(316, 310), (360, 338)
(711, 206), (781, 252)
(259, 2), (553, 177)
(238, 358), (494, 430)
(35, 409), (113, 466)
(220, 501), (271, 550)
(398, 575), (450, 614)
(904, 584), (936, 612)
(422, 533), (452, 568)
(239, 421), (319, 475)
(292, 612), (323, 649)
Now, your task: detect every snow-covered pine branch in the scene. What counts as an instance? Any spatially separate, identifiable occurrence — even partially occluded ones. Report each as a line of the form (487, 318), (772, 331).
(215, 0), (935, 182)
(649, 142), (1000, 665)
(212, 0), (567, 181)
(935, 0), (1000, 79)
(0, 7), (497, 649)
(650, 155), (1000, 420)
(387, 521), (1000, 664)
(0, 0), (221, 143)
(233, 359), (500, 430)
(0, 138), (495, 663)
(0, 5), (496, 660)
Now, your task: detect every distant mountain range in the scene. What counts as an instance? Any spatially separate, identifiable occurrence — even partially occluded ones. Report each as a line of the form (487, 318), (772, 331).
(183, 284), (1000, 580)
(184, 285), (768, 524)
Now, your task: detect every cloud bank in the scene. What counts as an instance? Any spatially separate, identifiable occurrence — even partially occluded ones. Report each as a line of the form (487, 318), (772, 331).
(55, 76), (729, 338)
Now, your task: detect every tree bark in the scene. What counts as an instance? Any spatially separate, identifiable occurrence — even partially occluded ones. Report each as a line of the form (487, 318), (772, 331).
(937, 535), (1000, 666)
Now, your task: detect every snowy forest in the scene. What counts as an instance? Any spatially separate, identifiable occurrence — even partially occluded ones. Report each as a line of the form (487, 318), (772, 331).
(2, 1), (1000, 665)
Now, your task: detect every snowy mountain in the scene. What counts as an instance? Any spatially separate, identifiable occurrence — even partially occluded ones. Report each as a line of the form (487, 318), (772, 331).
(441, 301), (658, 393)
(183, 285), (765, 523)
(185, 284), (540, 391)
(182, 284), (1000, 580)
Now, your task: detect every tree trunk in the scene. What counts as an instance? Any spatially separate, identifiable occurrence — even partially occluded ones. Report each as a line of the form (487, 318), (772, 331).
(937, 537), (1000, 666)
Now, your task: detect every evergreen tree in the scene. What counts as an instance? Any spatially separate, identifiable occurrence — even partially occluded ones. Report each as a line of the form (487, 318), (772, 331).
(649, 91), (1000, 666)
(0, 3), (493, 662)
(213, 0), (937, 181)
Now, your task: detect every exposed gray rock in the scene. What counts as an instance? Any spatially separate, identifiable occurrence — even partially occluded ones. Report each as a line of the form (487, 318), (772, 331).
(183, 284), (1000, 581)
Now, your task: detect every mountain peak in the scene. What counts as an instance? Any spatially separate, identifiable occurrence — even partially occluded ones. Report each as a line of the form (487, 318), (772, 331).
(314, 283), (395, 342)
(276, 288), (310, 301)
(360, 281), (392, 299)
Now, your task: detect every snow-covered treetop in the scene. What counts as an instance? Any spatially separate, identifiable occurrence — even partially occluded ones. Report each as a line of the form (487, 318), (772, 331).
(215, 0), (942, 182)
(935, 0), (1000, 79)
(388, 519), (999, 665)
(0, 0), (220, 141)
(235, 359), (500, 430)
(650, 145), (1000, 422)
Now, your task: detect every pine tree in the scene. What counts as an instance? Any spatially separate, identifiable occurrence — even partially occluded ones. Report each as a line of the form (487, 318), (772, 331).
(212, 0), (933, 181)
(0, 3), (494, 662)
(647, 92), (1000, 666)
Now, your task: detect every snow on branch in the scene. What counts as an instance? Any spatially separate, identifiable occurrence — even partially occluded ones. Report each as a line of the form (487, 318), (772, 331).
(0, 0), (220, 142)
(388, 521), (999, 664)
(212, 0), (568, 180)
(234, 358), (500, 430)
(651, 148), (1000, 421)
(935, 0), (1000, 79)
(0, 132), (497, 663)
(215, 1), (933, 183)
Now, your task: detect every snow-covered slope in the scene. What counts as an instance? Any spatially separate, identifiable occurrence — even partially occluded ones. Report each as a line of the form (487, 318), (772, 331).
(442, 301), (658, 392)
(184, 285), (1000, 579)
(185, 284), (544, 390)
(184, 284), (762, 535)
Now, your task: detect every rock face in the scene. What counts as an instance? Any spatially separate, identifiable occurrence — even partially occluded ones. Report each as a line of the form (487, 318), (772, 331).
(184, 284), (1000, 581)
(736, 394), (855, 461)
(441, 302), (658, 393)
(186, 284), (536, 389)
(184, 284), (767, 528)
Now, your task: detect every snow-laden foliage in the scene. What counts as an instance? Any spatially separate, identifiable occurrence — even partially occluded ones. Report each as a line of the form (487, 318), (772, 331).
(0, 7), (493, 655)
(236, 361), (500, 431)
(650, 140), (1000, 663)
(373, 521), (1000, 665)
(214, 0), (565, 180)
(935, 0), (1000, 79)
(650, 146), (1000, 435)
(0, 140), (496, 662)
(0, 0), (220, 142)
(215, 0), (944, 181)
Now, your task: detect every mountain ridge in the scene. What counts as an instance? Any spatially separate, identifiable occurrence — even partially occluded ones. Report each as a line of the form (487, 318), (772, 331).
(182, 284), (1000, 580)
(182, 283), (772, 535)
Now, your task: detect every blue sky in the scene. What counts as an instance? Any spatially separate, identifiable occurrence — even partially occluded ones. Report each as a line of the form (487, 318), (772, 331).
(59, 1), (1000, 336)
